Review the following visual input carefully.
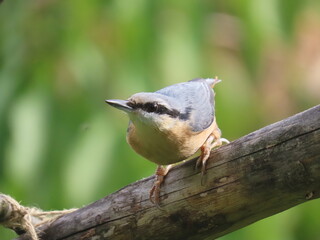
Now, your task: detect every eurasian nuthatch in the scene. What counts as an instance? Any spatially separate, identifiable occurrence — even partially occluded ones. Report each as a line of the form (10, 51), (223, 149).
(105, 78), (228, 205)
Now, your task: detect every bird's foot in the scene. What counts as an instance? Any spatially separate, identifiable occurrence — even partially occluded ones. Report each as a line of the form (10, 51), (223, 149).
(149, 165), (173, 208)
(196, 131), (229, 184)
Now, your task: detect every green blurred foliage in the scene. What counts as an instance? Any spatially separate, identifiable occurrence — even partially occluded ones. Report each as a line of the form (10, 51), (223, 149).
(0, 0), (319, 239)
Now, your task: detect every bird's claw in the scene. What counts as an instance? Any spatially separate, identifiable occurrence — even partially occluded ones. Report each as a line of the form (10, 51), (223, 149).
(149, 165), (173, 208)
(149, 183), (161, 209)
(220, 138), (230, 144)
(196, 133), (230, 183)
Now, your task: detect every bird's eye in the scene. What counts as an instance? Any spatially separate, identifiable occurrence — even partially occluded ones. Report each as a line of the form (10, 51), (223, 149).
(127, 101), (136, 109)
(144, 102), (158, 113)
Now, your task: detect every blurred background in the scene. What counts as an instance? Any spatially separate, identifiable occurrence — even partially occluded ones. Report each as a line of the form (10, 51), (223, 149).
(0, 0), (319, 239)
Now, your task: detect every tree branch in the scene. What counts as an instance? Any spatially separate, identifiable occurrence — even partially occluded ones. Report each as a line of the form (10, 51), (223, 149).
(17, 105), (320, 240)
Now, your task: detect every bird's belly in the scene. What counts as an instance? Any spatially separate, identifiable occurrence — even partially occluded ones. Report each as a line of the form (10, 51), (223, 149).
(126, 121), (216, 165)
(127, 130), (195, 165)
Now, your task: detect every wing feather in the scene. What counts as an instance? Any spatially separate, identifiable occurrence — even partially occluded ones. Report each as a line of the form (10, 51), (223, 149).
(156, 79), (215, 132)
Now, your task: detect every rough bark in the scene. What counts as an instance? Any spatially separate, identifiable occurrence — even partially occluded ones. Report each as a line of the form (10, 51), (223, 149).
(16, 105), (320, 240)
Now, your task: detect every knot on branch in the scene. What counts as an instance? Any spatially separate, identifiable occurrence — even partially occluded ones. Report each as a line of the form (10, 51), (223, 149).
(0, 194), (77, 240)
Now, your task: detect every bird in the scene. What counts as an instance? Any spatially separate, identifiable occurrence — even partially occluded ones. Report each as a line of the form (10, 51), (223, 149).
(105, 78), (229, 206)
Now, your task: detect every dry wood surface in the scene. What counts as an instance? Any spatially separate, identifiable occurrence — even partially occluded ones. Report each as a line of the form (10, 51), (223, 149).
(15, 105), (320, 240)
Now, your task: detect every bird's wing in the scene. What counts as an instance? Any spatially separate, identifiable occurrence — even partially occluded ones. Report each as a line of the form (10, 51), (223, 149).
(156, 79), (215, 132)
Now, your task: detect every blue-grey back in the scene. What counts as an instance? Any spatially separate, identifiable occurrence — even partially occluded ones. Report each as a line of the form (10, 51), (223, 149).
(156, 79), (215, 132)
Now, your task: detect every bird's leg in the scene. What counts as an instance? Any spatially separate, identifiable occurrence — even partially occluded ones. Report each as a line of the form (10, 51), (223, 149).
(149, 164), (173, 207)
(196, 127), (229, 178)
(196, 134), (214, 171)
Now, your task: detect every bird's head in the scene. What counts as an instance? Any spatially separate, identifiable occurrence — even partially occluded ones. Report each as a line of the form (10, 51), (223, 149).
(105, 92), (190, 130)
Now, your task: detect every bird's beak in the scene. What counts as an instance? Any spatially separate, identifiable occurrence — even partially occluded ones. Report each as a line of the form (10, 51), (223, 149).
(105, 99), (133, 112)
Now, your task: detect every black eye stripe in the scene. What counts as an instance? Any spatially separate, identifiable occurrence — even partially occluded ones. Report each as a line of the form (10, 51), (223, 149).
(128, 101), (190, 120)
(128, 102), (164, 113)
(144, 102), (158, 112)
